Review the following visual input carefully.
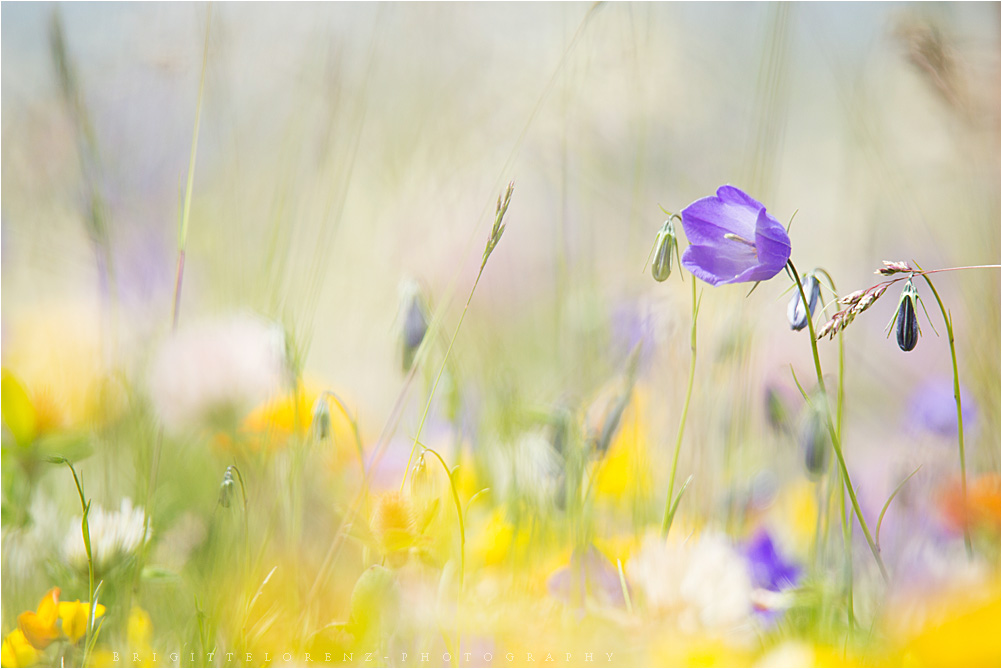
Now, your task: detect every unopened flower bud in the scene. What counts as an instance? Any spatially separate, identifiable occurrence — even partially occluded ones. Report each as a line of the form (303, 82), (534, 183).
(218, 466), (236, 508)
(399, 280), (428, 372)
(800, 398), (830, 479)
(310, 395), (331, 441)
(788, 273), (821, 331)
(650, 219), (678, 282)
(894, 280), (920, 352)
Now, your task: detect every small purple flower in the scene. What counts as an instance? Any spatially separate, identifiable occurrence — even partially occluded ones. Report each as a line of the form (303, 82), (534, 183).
(741, 530), (800, 592)
(908, 378), (977, 439)
(680, 186), (791, 286)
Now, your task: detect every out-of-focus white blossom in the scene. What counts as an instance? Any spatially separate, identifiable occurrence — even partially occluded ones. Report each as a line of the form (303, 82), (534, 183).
(147, 314), (287, 433)
(627, 531), (754, 634)
(488, 430), (562, 510)
(63, 498), (151, 573)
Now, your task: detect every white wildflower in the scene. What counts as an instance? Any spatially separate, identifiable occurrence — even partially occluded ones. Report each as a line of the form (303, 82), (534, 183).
(63, 498), (151, 573)
(488, 430), (562, 510)
(626, 531), (754, 634)
(147, 313), (287, 433)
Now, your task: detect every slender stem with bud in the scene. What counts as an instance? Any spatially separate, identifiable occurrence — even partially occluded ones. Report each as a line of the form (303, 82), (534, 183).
(790, 260), (888, 582)
(401, 183), (514, 491)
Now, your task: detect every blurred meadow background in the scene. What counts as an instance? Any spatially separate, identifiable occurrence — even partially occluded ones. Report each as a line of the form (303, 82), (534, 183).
(1, 2), (999, 667)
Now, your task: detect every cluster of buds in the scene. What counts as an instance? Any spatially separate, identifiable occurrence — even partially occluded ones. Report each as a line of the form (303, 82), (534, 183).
(815, 282), (891, 340)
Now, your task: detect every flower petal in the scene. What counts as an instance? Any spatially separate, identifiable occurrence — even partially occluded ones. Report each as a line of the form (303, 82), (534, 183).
(716, 185), (765, 211)
(18, 588), (61, 650)
(681, 196), (759, 247)
(682, 244), (759, 286)
(753, 208), (792, 276)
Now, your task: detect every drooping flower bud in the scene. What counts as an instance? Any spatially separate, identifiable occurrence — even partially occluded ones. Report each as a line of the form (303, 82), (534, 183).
(800, 397), (830, 479)
(650, 219), (678, 282)
(788, 273), (821, 331)
(399, 280), (428, 372)
(218, 466), (237, 508)
(310, 394), (331, 441)
(893, 279), (920, 352)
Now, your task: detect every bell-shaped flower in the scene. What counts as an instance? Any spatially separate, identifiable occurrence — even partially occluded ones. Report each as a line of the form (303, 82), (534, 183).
(679, 186), (791, 286)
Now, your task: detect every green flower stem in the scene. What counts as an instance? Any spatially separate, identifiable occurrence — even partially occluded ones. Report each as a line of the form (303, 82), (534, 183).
(814, 267), (854, 622)
(53, 458), (97, 667)
(790, 260), (888, 582)
(661, 275), (699, 537)
(839, 468), (854, 628)
(916, 272), (972, 557)
(418, 446), (466, 589)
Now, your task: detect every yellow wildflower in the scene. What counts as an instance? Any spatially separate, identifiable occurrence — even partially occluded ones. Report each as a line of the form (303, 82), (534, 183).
(127, 605), (152, 650)
(890, 583), (1001, 666)
(237, 380), (359, 463)
(17, 588), (60, 650)
(592, 386), (653, 504)
(57, 600), (106, 644)
(1, 629), (41, 668)
(3, 301), (109, 430)
(371, 491), (417, 566)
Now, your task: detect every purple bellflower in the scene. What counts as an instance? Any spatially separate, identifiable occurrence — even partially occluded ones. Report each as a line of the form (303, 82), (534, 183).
(680, 186), (791, 286)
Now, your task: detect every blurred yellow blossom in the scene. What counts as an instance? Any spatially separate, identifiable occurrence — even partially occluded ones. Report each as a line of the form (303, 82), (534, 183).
(57, 600), (106, 644)
(371, 491), (418, 566)
(237, 380), (359, 465)
(887, 583), (1001, 666)
(17, 588), (60, 650)
(1, 629), (40, 668)
(126, 605), (155, 667)
(2, 301), (109, 430)
(593, 386), (653, 504)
